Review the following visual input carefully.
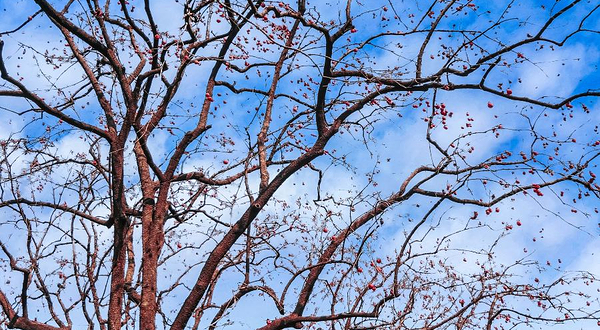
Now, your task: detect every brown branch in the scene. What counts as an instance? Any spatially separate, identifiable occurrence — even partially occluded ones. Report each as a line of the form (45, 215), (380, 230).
(0, 41), (111, 141)
(0, 199), (108, 226)
(0, 290), (70, 330)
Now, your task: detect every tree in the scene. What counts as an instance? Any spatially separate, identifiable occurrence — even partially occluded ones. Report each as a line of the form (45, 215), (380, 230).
(0, 0), (599, 329)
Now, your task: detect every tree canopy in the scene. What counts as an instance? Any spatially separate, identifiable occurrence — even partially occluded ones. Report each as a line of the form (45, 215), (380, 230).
(0, 0), (599, 329)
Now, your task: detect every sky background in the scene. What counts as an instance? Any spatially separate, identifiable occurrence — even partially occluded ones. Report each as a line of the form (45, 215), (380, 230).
(0, 0), (599, 329)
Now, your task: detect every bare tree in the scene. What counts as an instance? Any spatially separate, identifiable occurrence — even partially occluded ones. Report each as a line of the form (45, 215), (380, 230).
(0, 0), (599, 329)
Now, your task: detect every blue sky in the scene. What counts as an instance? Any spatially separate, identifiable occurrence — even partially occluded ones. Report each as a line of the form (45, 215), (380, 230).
(0, 0), (599, 329)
